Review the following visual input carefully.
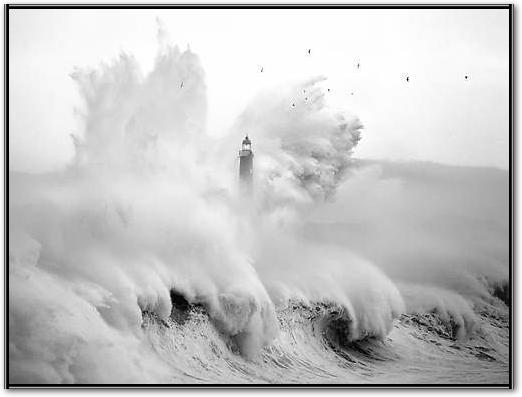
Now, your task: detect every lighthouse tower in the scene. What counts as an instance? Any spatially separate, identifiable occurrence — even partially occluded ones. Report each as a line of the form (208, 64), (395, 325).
(239, 135), (254, 196)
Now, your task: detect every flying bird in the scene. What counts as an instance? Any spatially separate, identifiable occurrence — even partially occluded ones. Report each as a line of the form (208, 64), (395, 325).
(327, 88), (330, 92)
(406, 76), (410, 82)
(465, 75), (469, 80)
(307, 49), (311, 55)
(180, 81), (184, 88)
(260, 67), (264, 73)
(357, 62), (360, 69)
(291, 103), (296, 108)
(350, 92), (354, 96)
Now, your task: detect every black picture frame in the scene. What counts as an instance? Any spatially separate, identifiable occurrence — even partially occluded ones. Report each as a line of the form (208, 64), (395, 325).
(4, 3), (514, 389)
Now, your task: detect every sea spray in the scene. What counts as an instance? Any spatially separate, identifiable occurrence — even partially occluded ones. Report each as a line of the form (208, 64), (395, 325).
(9, 31), (508, 383)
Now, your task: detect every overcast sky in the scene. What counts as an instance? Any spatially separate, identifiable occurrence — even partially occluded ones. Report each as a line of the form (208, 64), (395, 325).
(9, 8), (510, 172)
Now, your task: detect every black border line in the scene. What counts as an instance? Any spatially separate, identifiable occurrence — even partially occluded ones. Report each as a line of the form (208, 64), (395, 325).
(4, 3), (514, 389)
(509, 1), (514, 391)
(5, 3), (513, 8)
(4, 2), (7, 392)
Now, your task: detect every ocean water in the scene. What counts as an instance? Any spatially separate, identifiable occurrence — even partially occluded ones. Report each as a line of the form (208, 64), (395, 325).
(8, 40), (510, 385)
(141, 295), (508, 384)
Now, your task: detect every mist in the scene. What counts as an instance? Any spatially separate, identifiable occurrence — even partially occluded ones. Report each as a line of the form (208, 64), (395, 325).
(8, 33), (509, 383)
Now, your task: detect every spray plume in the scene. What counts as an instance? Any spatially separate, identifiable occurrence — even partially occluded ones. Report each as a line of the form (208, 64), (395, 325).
(9, 30), (508, 384)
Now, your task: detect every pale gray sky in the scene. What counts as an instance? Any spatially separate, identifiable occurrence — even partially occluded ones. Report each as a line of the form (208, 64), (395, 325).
(9, 8), (510, 172)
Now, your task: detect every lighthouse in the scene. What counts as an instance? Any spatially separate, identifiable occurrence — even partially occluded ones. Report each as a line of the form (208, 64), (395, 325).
(239, 135), (254, 196)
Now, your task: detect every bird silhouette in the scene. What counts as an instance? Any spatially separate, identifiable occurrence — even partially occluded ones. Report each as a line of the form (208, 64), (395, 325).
(307, 49), (311, 55)
(260, 67), (264, 73)
(465, 75), (469, 80)
(180, 81), (184, 88)
(327, 88), (330, 92)
(406, 76), (410, 82)
(357, 63), (360, 69)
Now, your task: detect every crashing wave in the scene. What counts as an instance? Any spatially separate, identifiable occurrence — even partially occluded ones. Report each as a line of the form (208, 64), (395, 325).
(140, 290), (508, 384)
(8, 27), (509, 384)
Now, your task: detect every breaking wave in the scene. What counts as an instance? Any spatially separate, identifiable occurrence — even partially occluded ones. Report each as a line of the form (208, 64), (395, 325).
(8, 29), (509, 384)
(139, 290), (508, 384)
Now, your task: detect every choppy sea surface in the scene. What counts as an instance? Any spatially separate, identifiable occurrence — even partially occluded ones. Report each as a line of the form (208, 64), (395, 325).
(142, 292), (509, 384)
